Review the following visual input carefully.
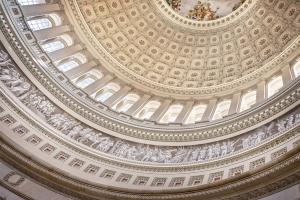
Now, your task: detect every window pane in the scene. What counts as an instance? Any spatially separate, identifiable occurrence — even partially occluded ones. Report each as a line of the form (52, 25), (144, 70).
(27, 18), (52, 31)
(240, 91), (256, 112)
(41, 41), (64, 53)
(160, 105), (183, 123)
(185, 104), (207, 124)
(113, 94), (140, 113)
(212, 100), (231, 120)
(94, 83), (120, 102)
(136, 101), (161, 120)
(76, 77), (95, 89)
(96, 91), (114, 102)
(58, 61), (79, 72)
(267, 76), (283, 97)
(293, 59), (300, 77)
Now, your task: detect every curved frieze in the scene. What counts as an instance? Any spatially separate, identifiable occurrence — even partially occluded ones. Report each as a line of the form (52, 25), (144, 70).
(1, 50), (300, 165)
(1, 127), (300, 199)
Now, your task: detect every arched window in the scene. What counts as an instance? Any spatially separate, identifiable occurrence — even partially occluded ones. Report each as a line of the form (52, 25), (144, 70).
(185, 104), (207, 124)
(17, 0), (45, 5)
(93, 83), (120, 102)
(212, 100), (231, 120)
(41, 41), (65, 53)
(27, 18), (52, 31)
(293, 59), (300, 77)
(58, 60), (79, 72)
(112, 94), (140, 113)
(160, 104), (183, 123)
(240, 90), (257, 112)
(56, 53), (86, 72)
(73, 69), (103, 89)
(41, 34), (73, 53)
(136, 100), (161, 120)
(267, 76), (283, 97)
(72, 53), (87, 64)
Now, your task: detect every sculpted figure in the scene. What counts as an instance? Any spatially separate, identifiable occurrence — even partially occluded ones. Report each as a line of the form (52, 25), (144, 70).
(88, 133), (102, 147)
(0, 50), (9, 66)
(295, 114), (300, 124)
(266, 121), (276, 137)
(248, 134), (257, 147)
(141, 146), (154, 162)
(39, 100), (55, 116)
(10, 81), (31, 97)
(68, 125), (83, 137)
(207, 145), (213, 159)
(189, 148), (200, 162)
(25, 94), (41, 107)
(114, 143), (130, 158)
(276, 119), (287, 132)
(286, 115), (294, 128)
(220, 142), (228, 156)
(198, 146), (207, 161)
(255, 129), (266, 144)
(3, 70), (24, 91)
(227, 140), (235, 153)
(76, 128), (93, 142)
(157, 149), (173, 163)
(242, 136), (250, 149)
(169, 148), (187, 163)
(60, 119), (79, 132)
(8, 75), (25, 88)
(149, 147), (160, 162)
(0, 67), (19, 83)
(48, 113), (68, 128)
(212, 143), (220, 158)
(0, 67), (31, 98)
(95, 137), (114, 152)
(134, 145), (146, 161)
(126, 146), (138, 160)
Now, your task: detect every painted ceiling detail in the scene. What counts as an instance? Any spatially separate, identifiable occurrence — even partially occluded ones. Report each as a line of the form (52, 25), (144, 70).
(166, 0), (246, 21)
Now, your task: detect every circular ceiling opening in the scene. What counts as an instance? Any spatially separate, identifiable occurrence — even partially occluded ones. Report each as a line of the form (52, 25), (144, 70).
(166, 0), (246, 21)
